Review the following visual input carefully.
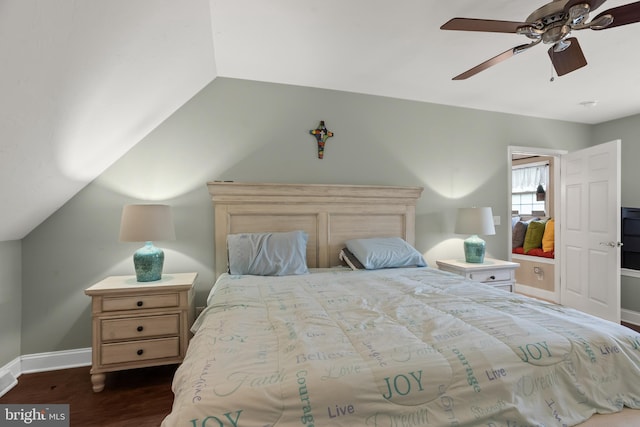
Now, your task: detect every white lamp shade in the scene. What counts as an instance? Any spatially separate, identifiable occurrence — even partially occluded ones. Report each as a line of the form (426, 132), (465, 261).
(455, 207), (496, 236)
(119, 204), (176, 242)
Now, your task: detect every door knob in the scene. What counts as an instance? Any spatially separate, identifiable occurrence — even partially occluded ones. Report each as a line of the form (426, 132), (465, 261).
(599, 241), (623, 248)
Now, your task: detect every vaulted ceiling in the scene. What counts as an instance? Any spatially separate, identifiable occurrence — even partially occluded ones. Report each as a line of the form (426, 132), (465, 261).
(3, 0), (640, 241)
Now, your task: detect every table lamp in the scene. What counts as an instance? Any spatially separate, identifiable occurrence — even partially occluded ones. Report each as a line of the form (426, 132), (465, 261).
(119, 204), (176, 282)
(455, 207), (495, 263)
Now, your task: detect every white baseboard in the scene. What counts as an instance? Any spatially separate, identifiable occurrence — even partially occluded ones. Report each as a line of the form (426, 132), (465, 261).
(515, 283), (559, 303)
(621, 268), (640, 279)
(0, 348), (91, 398)
(622, 309), (640, 327)
(0, 364), (18, 398)
(1, 356), (21, 382)
(20, 347), (91, 375)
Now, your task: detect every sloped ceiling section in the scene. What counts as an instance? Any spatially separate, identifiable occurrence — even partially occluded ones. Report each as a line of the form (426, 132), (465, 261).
(0, 0), (216, 241)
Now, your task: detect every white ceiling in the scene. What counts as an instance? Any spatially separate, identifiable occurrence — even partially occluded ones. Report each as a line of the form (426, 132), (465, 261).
(3, 0), (640, 241)
(211, 0), (640, 124)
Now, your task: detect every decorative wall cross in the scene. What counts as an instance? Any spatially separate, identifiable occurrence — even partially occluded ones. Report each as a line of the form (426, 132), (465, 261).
(309, 120), (334, 159)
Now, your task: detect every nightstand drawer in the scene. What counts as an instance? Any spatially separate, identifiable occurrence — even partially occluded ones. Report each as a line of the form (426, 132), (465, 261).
(101, 337), (180, 365)
(102, 293), (179, 312)
(469, 269), (513, 283)
(436, 259), (519, 293)
(86, 273), (197, 392)
(102, 314), (180, 341)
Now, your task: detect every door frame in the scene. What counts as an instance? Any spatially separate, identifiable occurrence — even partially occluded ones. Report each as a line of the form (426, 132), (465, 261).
(507, 146), (567, 302)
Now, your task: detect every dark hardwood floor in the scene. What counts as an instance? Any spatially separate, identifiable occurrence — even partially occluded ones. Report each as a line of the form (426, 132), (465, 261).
(0, 364), (177, 427)
(623, 321), (640, 333)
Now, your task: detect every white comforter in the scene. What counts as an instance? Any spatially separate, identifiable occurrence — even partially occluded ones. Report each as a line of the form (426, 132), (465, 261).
(163, 268), (640, 426)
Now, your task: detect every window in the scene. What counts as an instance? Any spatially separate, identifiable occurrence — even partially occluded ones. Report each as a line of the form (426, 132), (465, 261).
(512, 162), (548, 215)
(512, 192), (545, 215)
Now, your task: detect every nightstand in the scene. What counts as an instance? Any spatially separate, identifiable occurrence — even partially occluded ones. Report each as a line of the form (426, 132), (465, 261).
(84, 272), (197, 392)
(435, 258), (519, 292)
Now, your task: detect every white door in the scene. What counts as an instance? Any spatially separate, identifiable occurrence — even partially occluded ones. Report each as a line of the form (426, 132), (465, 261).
(560, 140), (621, 322)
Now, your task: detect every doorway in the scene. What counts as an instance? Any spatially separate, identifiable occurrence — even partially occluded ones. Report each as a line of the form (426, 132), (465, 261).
(508, 146), (566, 303)
(508, 142), (622, 322)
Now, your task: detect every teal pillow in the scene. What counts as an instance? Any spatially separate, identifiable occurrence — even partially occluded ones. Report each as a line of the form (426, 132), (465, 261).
(523, 220), (547, 253)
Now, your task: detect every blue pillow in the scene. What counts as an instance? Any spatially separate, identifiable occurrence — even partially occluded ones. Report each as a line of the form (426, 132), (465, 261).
(345, 237), (427, 270)
(227, 230), (309, 276)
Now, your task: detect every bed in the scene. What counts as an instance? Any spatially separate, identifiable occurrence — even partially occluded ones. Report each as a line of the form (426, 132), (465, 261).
(162, 182), (640, 427)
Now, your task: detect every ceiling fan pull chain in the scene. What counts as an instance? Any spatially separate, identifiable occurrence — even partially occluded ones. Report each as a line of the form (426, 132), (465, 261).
(549, 50), (555, 82)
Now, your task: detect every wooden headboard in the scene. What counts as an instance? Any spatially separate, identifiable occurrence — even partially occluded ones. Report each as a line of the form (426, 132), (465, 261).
(207, 182), (424, 278)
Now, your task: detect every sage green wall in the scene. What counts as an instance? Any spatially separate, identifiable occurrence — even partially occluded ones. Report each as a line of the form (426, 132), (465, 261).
(591, 113), (640, 210)
(20, 77), (592, 354)
(0, 240), (21, 366)
(592, 113), (640, 312)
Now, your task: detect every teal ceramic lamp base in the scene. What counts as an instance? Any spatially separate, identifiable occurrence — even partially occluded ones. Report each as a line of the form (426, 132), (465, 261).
(133, 241), (164, 282)
(463, 235), (486, 263)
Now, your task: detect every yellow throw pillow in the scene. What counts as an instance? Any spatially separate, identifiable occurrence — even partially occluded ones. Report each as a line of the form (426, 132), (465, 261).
(542, 218), (555, 252)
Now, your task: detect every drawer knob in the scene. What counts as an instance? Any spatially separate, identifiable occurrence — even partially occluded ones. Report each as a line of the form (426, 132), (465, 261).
(136, 301), (143, 307)
(489, 275), (496, 280)
(137, 349), (144, 356)
(137, 326), (144, 332)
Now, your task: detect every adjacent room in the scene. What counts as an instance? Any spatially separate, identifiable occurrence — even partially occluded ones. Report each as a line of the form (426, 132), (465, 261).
(3, 1), (640, 426)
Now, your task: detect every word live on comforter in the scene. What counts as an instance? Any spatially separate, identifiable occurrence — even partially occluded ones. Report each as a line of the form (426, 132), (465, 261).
(162, 267), (640, 427)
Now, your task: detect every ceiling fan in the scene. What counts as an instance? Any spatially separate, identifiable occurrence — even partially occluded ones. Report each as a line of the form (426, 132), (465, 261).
(441, 0), (640, 80)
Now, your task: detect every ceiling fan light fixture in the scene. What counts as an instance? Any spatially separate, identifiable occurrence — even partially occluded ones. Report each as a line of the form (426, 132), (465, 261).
(543, 24), (571, 43)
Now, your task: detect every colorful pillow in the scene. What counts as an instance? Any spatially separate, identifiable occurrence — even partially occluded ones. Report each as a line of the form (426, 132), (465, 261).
(523, 220), (547, 254)
(344, 237), (427, 270)
(227, 230), (309, 276)
(512, 221), (528, 248)
(542, 218), (555, 252)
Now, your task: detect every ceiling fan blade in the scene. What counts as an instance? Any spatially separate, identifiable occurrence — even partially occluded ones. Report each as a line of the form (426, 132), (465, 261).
(593, 0), (640, 29)
(564, 0), (608, 14)
(441, 18), (527, 33)
(548, 37), (588, 76)
(452, 46), (524, 80)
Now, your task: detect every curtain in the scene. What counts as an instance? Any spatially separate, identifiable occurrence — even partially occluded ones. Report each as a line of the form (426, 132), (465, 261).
(512, 165), (548, 193)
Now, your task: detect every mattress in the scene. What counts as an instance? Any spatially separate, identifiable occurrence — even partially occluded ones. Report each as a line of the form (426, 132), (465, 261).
(162, 267), (640, 426)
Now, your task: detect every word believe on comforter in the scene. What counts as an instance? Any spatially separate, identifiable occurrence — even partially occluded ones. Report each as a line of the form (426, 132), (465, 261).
(162, 268), (640, 427)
